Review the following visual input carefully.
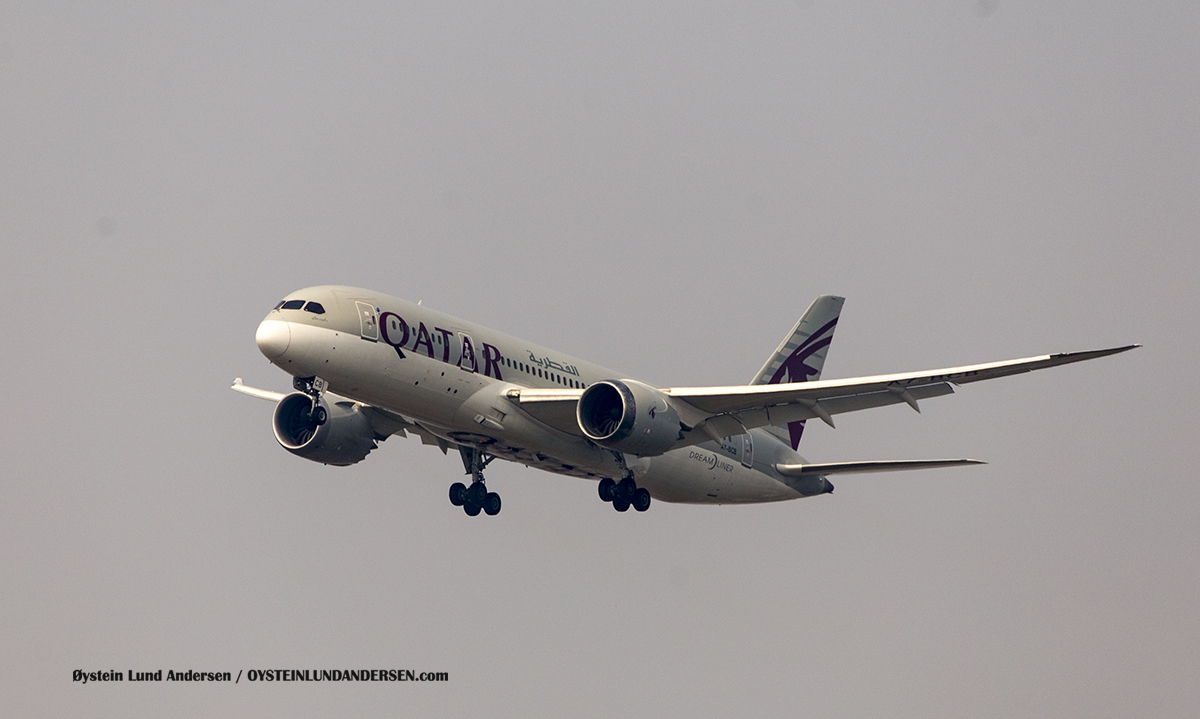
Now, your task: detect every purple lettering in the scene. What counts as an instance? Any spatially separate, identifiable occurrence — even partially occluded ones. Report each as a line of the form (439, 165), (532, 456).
(434, 327), (454, 363)
(482, 343), (504, 380)
(413, 322), (435, 358)
(378, 312), (408, 358)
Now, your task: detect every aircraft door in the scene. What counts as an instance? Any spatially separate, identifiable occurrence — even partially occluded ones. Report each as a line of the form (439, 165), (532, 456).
(741, 432), (754, 468)
(457, 332), (478, 373)
(356, 301), (378, 341)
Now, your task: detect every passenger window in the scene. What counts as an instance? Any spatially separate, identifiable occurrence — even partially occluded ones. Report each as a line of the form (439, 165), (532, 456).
(281, 300), (305, 310)
(303, 302), (325, 314)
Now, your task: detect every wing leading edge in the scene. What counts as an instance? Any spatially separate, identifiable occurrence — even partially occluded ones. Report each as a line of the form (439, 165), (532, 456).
(511, 345), (1140, 449)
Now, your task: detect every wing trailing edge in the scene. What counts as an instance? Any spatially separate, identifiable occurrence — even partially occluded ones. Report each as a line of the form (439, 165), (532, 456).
(502, 345), (1140, 451)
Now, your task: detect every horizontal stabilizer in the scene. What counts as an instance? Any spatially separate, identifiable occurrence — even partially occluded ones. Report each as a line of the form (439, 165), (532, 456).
(775, 459), (985, 476)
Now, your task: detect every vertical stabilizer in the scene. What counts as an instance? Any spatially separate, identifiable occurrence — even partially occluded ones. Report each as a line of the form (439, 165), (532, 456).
(749, 295), (844, 450)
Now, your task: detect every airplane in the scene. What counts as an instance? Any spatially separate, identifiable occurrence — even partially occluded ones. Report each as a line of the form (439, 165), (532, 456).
(233, 286), (1138, 516)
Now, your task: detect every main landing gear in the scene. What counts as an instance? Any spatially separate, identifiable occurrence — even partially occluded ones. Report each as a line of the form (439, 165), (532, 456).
(597, 477), (651, 512)
(449, 445), (501, 517)
(598, 452), (651, 512)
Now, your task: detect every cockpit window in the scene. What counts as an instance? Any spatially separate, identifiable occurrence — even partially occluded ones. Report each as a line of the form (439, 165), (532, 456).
(281, 300), (305, 310)
(274, 301), (286, 309)
(303, 302), (325, 315)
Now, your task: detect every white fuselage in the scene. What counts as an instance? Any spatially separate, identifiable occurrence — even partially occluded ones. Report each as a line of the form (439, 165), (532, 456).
(256, 286), (831, 504)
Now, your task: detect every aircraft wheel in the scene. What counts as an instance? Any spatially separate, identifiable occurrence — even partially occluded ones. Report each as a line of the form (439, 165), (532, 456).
(467, 482), (487, 506)
(463, 500), (481, 517)
(310, 405), (327, 426)
(483, 492), (501, 516)
(449, 482), (467, 506)
(617, 477), (636, 502)
(598, 478), (615, 502)
(632, 487), (651, 512)
(612, 497), (630, 512)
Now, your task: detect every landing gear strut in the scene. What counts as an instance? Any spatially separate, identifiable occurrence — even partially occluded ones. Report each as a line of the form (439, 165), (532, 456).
(293, 376), (328, 425)
(597, 454), (651, 512)
(450, 445), (501, 516)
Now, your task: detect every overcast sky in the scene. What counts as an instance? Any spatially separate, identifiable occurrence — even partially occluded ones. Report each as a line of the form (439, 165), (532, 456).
(2, 1), (1197, 716)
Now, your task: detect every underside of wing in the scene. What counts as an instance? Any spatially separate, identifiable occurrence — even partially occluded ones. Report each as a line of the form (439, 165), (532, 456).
(231, 378), (287, 402)
(501, 345), (1138, 450)
(662, 344), (1139, 449)
(231, 378), (427, 443)
(505, 387), (585, 436)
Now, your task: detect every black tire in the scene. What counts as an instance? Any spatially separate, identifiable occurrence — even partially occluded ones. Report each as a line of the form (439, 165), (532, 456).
(449, 482), (467, 506)
(617, 477), (636, 502)
(598, 478), (615, 502)
(467, 482), (487, 506)
(484, 492), (501, 516)
(464, 500), (481, 517)
(612, 497), (630, 512)
(633, 487), (651, 512)
(311, 405), (327, 426)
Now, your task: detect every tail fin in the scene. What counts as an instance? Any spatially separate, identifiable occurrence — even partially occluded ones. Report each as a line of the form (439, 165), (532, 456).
(750, 295), (844, 450)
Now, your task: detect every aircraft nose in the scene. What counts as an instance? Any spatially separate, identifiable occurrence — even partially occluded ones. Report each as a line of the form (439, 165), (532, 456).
(256, 320), (291, 359)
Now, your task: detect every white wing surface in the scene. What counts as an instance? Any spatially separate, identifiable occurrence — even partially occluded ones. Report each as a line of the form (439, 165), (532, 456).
(231, 378), (287, 402)
(512, 345), (1139, 447)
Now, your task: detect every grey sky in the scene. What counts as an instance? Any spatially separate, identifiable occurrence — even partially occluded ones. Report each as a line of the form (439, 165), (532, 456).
(2, 1), (1196, 716)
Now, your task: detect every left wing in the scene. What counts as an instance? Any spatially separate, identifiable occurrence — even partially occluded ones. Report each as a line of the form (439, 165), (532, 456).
(511, 345), (1139, 447)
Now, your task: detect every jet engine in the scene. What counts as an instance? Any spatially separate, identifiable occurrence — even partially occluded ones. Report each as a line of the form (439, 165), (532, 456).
(272, 392), (379, 466)
(576, 379), (682, 457)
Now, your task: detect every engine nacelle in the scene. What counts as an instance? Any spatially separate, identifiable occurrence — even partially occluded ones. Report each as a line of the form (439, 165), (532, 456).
(576, 379), (682, 457)
(272, 392), (378, 466)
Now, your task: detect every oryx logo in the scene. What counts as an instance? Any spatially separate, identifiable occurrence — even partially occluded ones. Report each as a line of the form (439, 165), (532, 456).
(649, 406), (656, 419)
(767, 316), (838, 450)
(768, 316), (837, 385)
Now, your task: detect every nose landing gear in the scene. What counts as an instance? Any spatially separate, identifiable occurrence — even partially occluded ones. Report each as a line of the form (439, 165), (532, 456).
(293, 376), (328, 425)
(451, 445), (501, 517)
